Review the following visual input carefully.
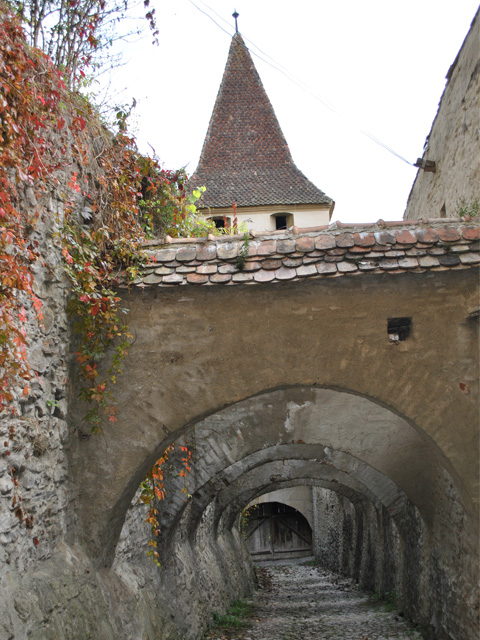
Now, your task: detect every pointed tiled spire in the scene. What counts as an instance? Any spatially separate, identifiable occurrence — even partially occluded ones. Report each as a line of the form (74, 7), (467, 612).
(191, 33), (333, 209)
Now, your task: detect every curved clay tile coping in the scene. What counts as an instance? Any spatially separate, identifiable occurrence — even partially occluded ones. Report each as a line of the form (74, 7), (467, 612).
(129, 219), (479, 288)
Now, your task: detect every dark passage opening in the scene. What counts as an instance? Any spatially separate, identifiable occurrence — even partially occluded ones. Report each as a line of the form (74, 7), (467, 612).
(242, 502), (313, 560)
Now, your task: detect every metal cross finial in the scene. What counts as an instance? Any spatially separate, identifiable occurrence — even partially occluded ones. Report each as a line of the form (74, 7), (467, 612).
(233, 10), (239, 33)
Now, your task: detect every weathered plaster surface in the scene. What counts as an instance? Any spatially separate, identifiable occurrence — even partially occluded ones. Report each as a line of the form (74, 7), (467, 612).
(404, 10), (480, 219)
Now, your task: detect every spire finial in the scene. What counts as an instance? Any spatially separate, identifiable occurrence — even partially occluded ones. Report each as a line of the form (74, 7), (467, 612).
(232, 9), (239, 33)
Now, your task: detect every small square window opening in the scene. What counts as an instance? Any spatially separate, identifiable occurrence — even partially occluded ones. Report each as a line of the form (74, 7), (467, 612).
(388, 317), (412, 343)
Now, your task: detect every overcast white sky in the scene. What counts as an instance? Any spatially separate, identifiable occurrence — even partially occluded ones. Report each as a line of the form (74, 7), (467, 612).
(104, 0), (479, 223)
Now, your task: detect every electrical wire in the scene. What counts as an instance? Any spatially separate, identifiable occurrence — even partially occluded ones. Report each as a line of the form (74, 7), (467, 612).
(187, 0), (414, 166)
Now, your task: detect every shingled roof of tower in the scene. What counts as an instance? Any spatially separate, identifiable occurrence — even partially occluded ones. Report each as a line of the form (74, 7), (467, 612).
(190, 33), (333, 210)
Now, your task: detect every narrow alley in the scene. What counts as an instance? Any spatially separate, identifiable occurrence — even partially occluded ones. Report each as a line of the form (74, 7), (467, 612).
(205, 562), (424, 640)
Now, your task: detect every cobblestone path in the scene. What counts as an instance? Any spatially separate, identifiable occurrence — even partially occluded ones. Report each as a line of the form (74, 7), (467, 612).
(205, 562), (424, 640)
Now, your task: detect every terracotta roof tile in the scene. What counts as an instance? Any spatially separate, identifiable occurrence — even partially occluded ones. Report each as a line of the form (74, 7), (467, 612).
(190, 34), (333, 209)
(130, 220), (479, 288)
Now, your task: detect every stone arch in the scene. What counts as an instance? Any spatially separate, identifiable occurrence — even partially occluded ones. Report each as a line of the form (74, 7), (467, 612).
(72, 385), (472, 568)
(245, 487), (315, 528)
(106, 384), (476, 640)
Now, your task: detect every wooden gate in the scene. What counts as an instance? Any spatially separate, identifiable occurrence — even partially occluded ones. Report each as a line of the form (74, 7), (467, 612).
(243, 502), (312, 560)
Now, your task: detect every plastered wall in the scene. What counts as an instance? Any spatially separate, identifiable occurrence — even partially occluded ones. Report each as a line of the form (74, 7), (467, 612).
(404, 10), (480, 220)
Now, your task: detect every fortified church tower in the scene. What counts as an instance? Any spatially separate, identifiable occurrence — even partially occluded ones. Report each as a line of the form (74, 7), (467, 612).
(191, 18), (334, 232)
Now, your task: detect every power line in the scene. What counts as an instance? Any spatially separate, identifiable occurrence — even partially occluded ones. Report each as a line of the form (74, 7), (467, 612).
(186, 0), (414, 167)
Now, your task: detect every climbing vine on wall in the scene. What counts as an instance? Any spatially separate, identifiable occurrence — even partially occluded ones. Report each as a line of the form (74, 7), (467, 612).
(0, 9), (60, 413)
(0, 4), (213, 429)
(62, 135), (212, 427)
(0, 4), (207, 544)
(140, 443), (193, 566)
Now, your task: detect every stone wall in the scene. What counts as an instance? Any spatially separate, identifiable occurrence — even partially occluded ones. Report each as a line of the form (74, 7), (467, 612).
(311, 479), (477, 640)
(312, 488), (425, 629)
(404, 9), (479, 220)
(0, 184), (74, 580)
(0, 193), (478, 639)
(0, 221), (256, 640)
(313, 488), (356, 575)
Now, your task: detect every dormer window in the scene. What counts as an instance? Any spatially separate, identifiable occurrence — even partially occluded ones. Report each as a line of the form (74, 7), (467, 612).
(209, 217), (231, 229)
(272, 213), (293, 230)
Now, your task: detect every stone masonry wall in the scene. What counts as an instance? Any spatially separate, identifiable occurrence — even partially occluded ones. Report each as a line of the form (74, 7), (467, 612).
(312, 488), (433, 636)
(404, 9), (479, 220)
(311, 482), (477, 640)
(0, 188), (73, 572)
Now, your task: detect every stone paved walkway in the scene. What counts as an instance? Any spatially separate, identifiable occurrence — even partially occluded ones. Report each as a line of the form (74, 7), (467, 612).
(205, 562), (424, 640)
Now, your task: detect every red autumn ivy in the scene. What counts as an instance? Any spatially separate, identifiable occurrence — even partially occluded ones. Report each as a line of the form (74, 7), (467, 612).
(1, 4), (204, 549)
(141, 443), (193, 566)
